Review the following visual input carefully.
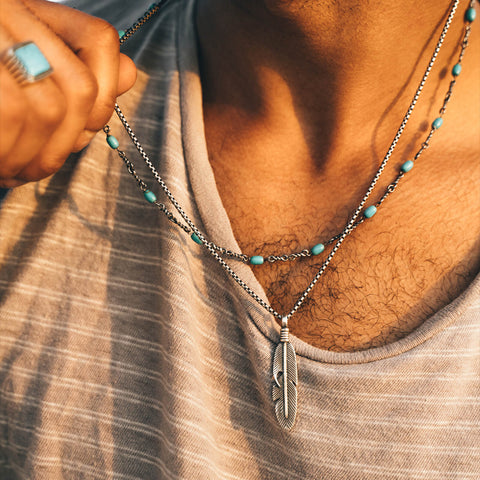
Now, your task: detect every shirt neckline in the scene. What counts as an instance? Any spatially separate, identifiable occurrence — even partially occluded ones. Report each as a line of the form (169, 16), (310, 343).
(176, 0), (480, 365)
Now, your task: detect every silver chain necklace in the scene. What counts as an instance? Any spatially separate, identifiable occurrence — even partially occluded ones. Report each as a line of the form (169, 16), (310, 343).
(104, 0), (476, 430)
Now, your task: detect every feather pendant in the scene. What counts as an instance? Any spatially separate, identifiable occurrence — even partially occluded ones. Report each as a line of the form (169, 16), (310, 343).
(272, 322), (298, 430)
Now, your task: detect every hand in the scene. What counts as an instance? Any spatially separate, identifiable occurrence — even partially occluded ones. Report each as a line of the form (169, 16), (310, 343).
(0, 0), (137, 187)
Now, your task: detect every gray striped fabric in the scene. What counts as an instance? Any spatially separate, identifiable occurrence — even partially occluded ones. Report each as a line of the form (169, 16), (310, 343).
(0, 1), (479, 478)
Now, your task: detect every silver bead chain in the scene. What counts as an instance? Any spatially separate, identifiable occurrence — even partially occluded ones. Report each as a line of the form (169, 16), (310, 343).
(105, 0), (475, 321)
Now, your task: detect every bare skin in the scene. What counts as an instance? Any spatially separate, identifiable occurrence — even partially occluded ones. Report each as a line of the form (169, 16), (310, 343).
(1, 0), (478, 353)
(0, 0), (136, 187)
(196, 0), (480, 351)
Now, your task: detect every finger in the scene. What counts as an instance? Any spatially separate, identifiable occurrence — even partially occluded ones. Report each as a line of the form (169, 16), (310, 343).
(0, 27), (67, 179)
(71, 52), (137, 153)
(0, 64), (26, 158)
(2, 0), (102, 181)
(18, 1), (131, 175)
(73, 54), (137, 146)
(0, 178), (27, 189)
(26, 0), (136, 153)
(117, 53), (137, 96)
(25, 0), (136, 131)
(26, 0), (137, 153)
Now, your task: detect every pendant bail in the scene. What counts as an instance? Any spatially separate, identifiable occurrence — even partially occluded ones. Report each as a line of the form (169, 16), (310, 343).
(280, 316), (290, 343)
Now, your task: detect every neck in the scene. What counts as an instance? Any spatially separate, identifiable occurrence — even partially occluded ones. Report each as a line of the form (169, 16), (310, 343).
(196, 0), (477, 173)
(194, 0), (480, 351)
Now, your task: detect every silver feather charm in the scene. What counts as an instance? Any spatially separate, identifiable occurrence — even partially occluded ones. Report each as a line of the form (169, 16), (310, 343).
(272, 317), (298, 430)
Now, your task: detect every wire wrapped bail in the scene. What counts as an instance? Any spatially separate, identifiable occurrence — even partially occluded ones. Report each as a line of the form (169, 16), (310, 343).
(280, 317), (290, 343)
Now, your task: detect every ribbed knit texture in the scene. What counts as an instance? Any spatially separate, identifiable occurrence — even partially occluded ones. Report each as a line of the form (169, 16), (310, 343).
(0, 1), (478, 478)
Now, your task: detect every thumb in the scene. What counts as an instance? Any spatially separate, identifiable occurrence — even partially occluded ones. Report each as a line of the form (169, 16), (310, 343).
(117, 53), (137, 96)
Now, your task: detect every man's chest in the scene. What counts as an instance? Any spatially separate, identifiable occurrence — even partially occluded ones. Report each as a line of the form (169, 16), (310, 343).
(223, 195), (480, 352)
(205, 128), (480, 352)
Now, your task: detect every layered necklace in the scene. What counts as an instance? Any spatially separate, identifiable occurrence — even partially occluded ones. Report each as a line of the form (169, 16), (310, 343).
(104, 0), (477, 430)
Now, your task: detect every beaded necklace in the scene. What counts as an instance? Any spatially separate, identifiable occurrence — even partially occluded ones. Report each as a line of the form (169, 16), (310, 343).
(104, 0), (477, 430)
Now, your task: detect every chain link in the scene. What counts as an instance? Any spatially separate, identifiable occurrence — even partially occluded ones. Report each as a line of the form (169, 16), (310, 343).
(106, 0), (469, 322)
(118, 2), (170, 45)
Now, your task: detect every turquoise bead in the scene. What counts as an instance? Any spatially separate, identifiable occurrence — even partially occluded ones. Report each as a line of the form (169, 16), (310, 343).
(465, 8), (476, 22)
(311, 243), (325, 256)
(432, 117), (443, 129)
(191, 233), (203, 245)
(364, 206), (377, 218)
(106, 135), (119, 149)
(118, 30), (126, 39)
(452, 63), (462, 77)
(401, 160), (414, 173)
(143, 190), (157, 203)
(250, 255), (264, 265)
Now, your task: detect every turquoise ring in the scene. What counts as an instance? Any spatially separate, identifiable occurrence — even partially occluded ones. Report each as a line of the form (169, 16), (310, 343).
(2, 41), (53, 84)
